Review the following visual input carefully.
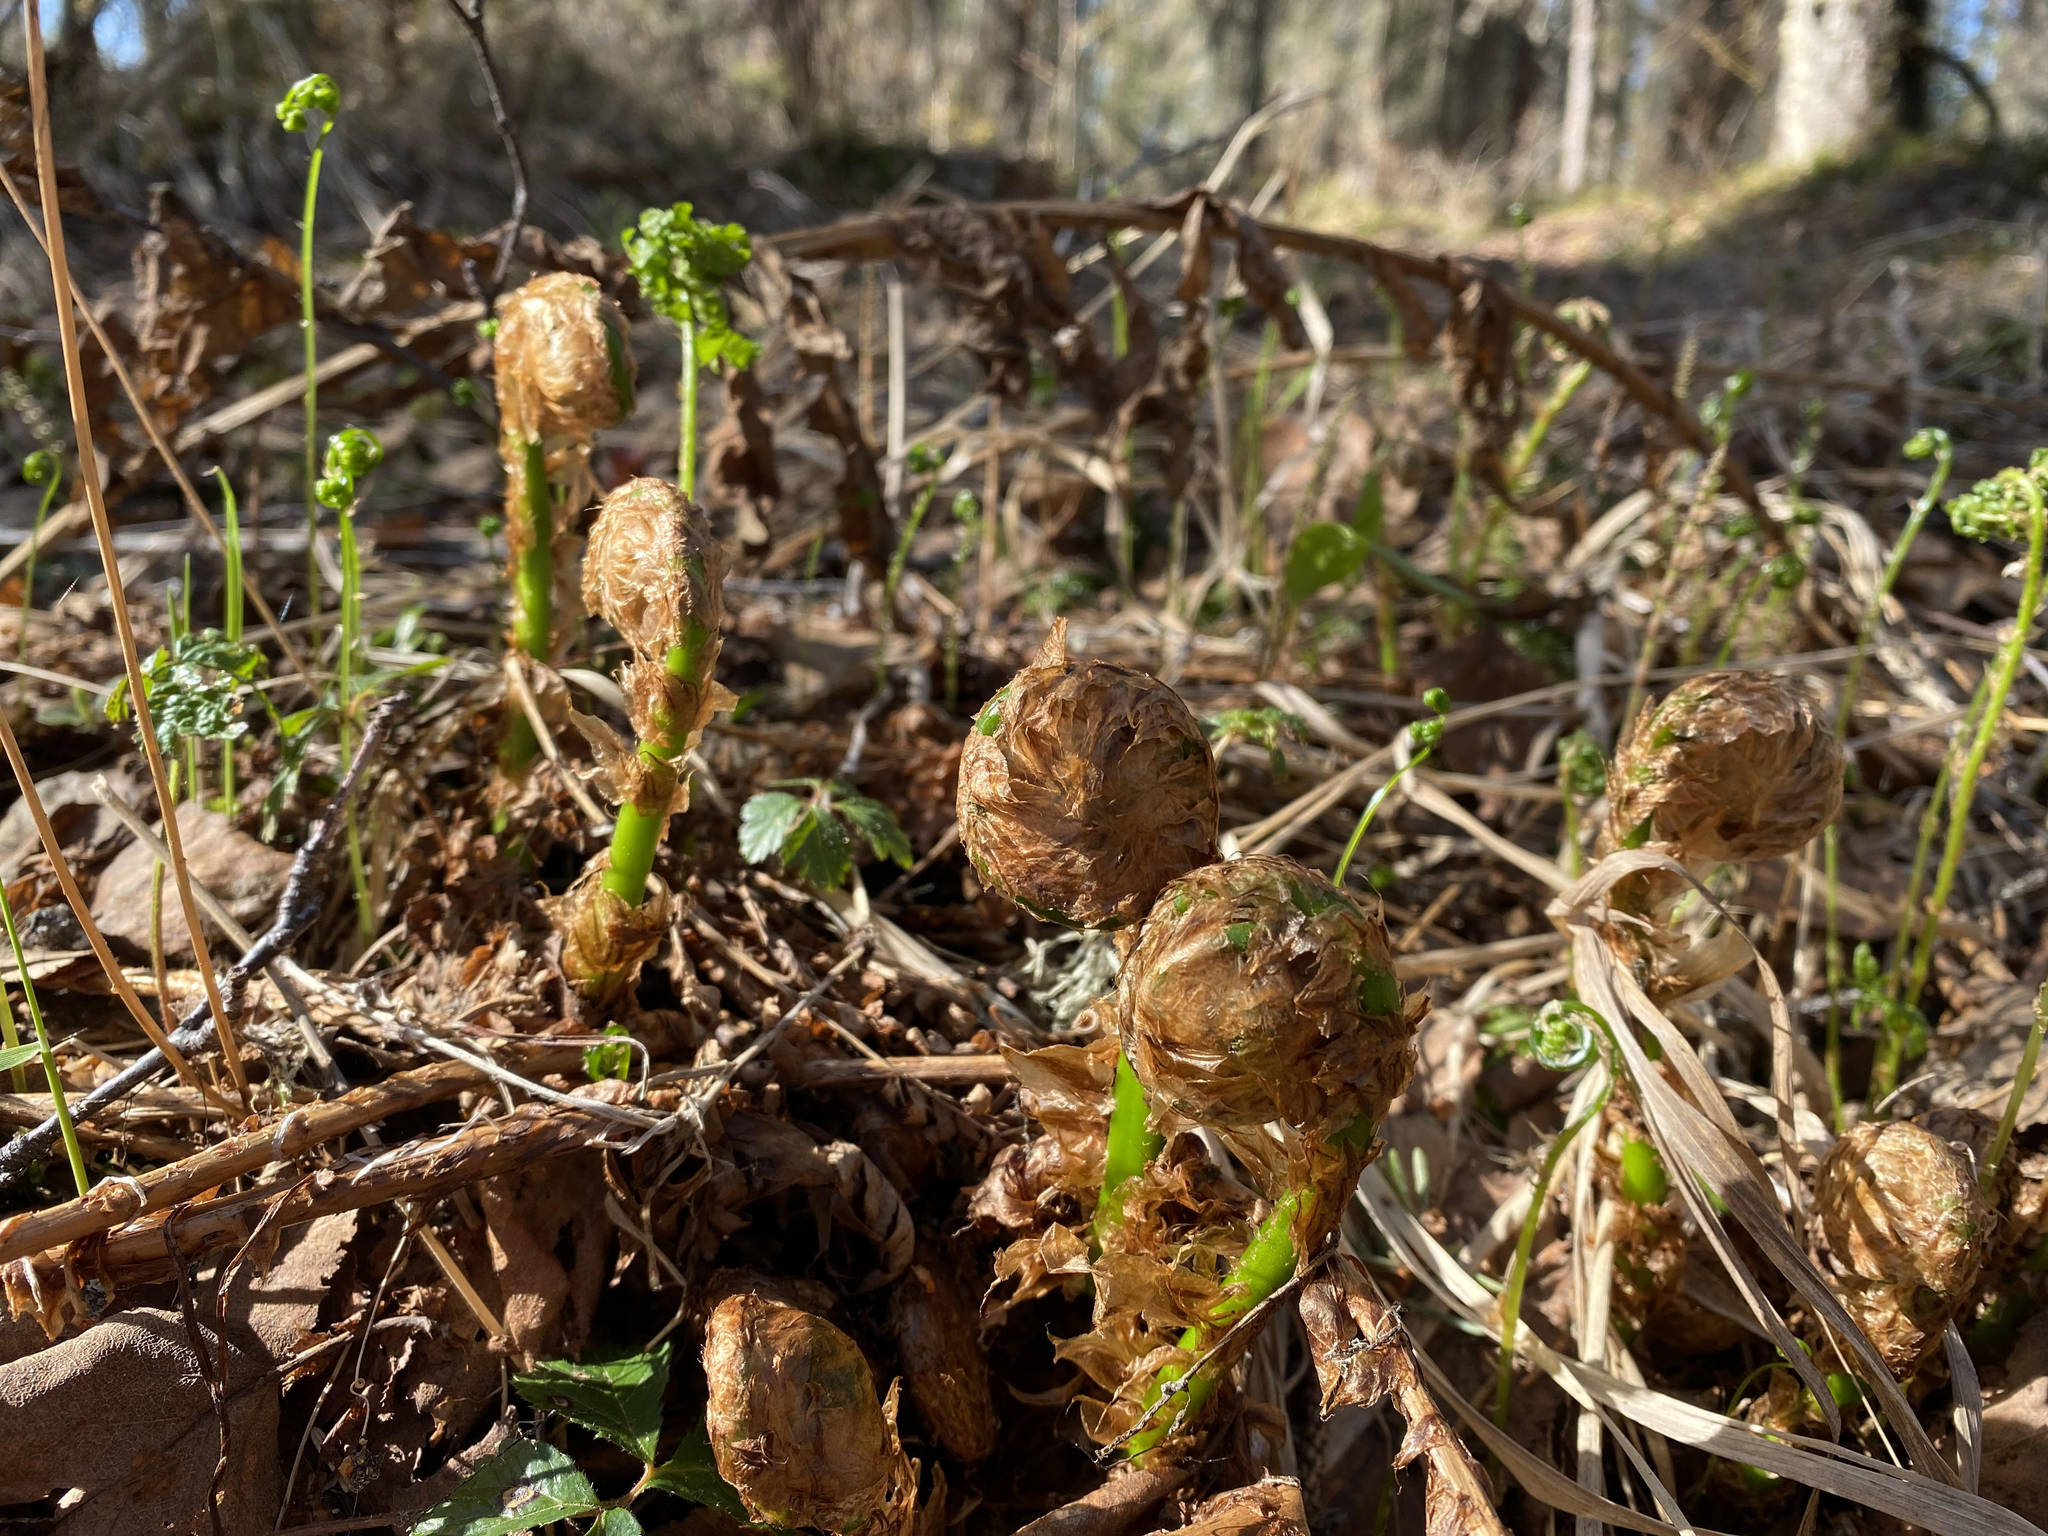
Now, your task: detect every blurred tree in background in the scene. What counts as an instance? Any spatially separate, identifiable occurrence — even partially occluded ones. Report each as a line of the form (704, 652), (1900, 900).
(4, 0), (2040, 245)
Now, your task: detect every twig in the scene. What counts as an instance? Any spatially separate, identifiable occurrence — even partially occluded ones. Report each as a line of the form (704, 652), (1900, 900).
(0, 699), (401, 1193)
(443, 0), (529, 301)
(767, 194), (1766, 518)
(3, 1101), (624, 1305)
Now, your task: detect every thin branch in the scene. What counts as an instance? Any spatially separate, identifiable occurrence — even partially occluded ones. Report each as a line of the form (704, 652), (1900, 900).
(444, 0), (530, 300)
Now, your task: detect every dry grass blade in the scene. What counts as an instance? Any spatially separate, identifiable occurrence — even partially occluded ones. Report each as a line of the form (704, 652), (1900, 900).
(0, 706), (204, 1094)
(1554, 858), (1953, 1479)
(21, 5), (247, 1108)
(1357, 1168), (2048, 1535)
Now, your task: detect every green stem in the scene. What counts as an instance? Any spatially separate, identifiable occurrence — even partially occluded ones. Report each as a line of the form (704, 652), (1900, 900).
(1126, 1188), (1304, 1461)
(511, 437), (554, 659)
(497, 437), (554, 784)
(1495, 1072), (1612, 1430)
(215, 468), (243, 812)
(878, 483), (939, 694)
(17, 467), (58, 663)
(0, 878), (87, 1195)
(300, 124), (331, 620)
(1092, 1051), (1165, 1247)
(678, 313), (698, 497)
(338, 500), (372, 940)
(1334, 742), (1437, 887)
(1983, 981), (2048, 1198)
(600, 635), (711, 907)
(1902, 476), (2046, 1011)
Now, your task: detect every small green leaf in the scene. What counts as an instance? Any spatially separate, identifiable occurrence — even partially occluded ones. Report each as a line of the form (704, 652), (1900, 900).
(0, 1043), (42, 1072)
(737, 792), (808, 866)
(584, 1023), (633, 1083)
(780, 805), (853, 890)
(648, 1426), (749, 1520)
(1283, 522), (1370, 606)
(837, 793), (913, 868)
(410, 1439), (599, 1536)
(513, 1346), (670, 1462)
(591, 1509), (646, 1536)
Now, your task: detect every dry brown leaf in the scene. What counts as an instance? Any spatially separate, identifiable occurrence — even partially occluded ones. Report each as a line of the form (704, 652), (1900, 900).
(0, 1308), (278, 1535)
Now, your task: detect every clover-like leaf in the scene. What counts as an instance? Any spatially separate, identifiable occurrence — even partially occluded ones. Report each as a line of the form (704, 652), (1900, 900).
(779, 803), (853, 890)
(738, 791), (808, 866)
(105, 629), (267, 753)
(409, 1438), (599, 1536)
(513, 1344), (670, 1463)
(646, 1426), (749, 1521)
(836, 790), (913, 868)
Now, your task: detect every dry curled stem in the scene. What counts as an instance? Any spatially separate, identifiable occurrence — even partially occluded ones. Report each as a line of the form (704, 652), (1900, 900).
(958, 619), (1219, 930)
(494, 271), (635, 449)
(703, 1293), (916, 1534)
(583, 476), (729, 752)
(1119, 855), (1420, 1155)
(1815, 1117), (1988, 1377)
(1605, 669), (1843, 866)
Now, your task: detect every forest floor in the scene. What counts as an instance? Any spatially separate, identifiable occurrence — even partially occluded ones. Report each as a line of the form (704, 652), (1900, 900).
(5, 34), (2048, 1536)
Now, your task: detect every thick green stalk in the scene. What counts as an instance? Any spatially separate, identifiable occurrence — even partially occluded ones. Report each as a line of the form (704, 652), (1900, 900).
(600, 634), (711, 907)
(1126, 1188), (1303, 1460)
(1902, 477), (2046, 1008)
(216, 468), (243, 812)
(299, 124), (332, 619)
(678, 313), (698, 496)
(17, 464), (58, 662)
(498, 438), (553, 782)
(1092, 1051), (1165, 1246)
(511, 437), (554, 659)
(0, 879), (87, 1195)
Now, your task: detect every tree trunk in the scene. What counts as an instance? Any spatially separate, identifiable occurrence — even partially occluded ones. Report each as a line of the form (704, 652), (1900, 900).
(762, 0), (825, 141)
(1769, 0), (1891, 164)
(1559, 0), (1598, 193)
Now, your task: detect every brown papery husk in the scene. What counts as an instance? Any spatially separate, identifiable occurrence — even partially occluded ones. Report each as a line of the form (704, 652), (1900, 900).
(702, 1293), (914, 1534)
(544, 856), (671, 1008)
(1118, 855), (1422, 1151)
(583, 478), (727, 665)
(1814, 1117), (1988, 1378)
(957, 618), (1219, 931)
(493, 271), (635, 448)
(1144, 1478), (1308, 1536)
(1604, 669), (1843, 866)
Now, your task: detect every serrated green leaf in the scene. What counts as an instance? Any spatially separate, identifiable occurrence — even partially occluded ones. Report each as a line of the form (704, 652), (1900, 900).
(781, 805), (852, 890)
(0, 1042), (42, 1072)
(410, 1439), (600, 1536)
(591, 1509), (645, 1535)
(1284, 522), (1370, 606)
(836, 794), (913, 868)
(738, 792), (808, 866)
(513, 1345), (670, 1462)
(647, 1426), (749, 1520)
